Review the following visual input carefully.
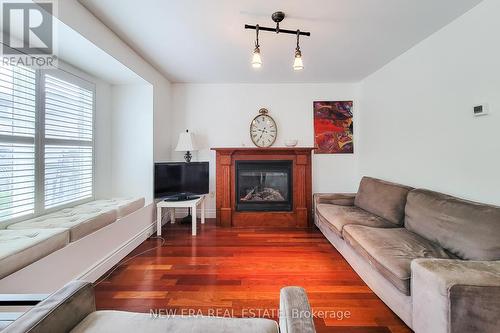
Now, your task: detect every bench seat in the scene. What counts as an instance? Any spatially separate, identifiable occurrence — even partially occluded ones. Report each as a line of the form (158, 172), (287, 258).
(7, 207), (117, 242)
(6, 198), (145, 242)
(0, 197), (144, 278)
(75, 198), (145, 219)
(0, 229), (69, 279)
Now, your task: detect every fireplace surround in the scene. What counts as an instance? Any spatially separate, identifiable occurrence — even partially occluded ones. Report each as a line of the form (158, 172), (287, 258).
(212, 147), (314, 228)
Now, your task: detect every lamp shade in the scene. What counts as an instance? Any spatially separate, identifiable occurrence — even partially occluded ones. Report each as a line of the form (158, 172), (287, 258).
(175, 130), (197, 152)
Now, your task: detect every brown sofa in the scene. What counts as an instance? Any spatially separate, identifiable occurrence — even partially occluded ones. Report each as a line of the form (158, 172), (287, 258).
(314, 177), (500, 333)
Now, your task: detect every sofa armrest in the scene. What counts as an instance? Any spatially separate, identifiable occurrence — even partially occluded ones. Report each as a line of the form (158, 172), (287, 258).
(411, 259), (500, 333)
(279, 287), (315, 333)
(313, 193), (356, 207)
(2, 281), (96, 333)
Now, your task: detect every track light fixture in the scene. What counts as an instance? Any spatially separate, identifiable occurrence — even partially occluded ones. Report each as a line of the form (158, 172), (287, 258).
(293, 30), (304, 70)
(251, 25), (262, 68)
(245, 11), (311, 71)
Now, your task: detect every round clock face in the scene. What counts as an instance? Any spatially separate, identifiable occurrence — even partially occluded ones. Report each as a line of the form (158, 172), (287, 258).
(250, 111), (277, 147)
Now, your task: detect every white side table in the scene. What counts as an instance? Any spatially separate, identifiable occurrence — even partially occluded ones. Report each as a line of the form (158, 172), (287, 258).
(156, 195), (206, 236)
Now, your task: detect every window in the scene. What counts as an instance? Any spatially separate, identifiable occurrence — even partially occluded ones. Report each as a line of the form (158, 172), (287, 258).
(43, 74), (94, 208)
(0, 65), (36, 221)
(0, 64), (95, 223)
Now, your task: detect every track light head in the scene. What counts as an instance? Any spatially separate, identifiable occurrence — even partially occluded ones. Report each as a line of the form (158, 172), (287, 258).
(252, 47), (262, 68)
(293, 50), (303, 71)
(293, 30), (304, 70)
(251, 25), (262, 68)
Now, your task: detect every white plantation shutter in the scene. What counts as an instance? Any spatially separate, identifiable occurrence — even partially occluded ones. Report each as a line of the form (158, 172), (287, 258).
(43, 73), (94, 209)
(0, 65), (95, 223)
(0, 65), (36, 221)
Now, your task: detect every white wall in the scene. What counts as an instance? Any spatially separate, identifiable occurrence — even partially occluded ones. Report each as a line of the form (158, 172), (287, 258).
(359, 0), (500, 205)
(153, 85), (172, 161)
(171, 83), (360, 214)
(111, 84), (154, 203)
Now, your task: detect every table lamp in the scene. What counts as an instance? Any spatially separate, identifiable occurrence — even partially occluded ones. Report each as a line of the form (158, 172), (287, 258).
(175, 129), (197, 163)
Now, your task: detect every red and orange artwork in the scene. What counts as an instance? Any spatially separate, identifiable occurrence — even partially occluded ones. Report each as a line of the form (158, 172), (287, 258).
(313, 101), (353, 154)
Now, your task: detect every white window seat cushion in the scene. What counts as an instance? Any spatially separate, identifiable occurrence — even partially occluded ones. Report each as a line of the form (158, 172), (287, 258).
(0, 229), (69, 279)
(6, 198), (145, 242)
(7, 207), (117, 242)
(75, 198), (145, 218)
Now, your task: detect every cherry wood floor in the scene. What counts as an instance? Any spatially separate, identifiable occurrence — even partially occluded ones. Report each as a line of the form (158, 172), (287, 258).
(95, 219), (411, 333)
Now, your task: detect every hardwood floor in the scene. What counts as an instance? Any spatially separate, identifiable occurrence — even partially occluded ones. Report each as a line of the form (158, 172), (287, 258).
(94, 219), (412, 333)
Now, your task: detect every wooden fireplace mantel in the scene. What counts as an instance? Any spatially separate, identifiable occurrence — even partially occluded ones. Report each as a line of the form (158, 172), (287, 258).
(211, 147), (314, 228)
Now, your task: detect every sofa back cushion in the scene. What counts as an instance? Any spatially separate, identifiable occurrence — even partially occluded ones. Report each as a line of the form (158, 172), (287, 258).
(354, 177), (412, 225)
(405, 189), (500, 260)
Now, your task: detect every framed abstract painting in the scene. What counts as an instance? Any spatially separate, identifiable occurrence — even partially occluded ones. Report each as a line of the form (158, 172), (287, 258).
(313, 101), (353, 154)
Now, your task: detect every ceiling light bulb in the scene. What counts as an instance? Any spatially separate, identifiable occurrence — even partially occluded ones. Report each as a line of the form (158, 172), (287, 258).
(293, 50), (303, 70)
(252, 47), (262, 68)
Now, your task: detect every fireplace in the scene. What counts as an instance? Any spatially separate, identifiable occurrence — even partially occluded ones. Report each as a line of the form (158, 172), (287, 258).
(212, 147), (314, 228)
(236, 160), (292, 212)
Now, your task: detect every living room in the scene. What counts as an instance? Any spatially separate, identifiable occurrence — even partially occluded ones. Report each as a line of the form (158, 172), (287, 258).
(0, 0), (498, 332)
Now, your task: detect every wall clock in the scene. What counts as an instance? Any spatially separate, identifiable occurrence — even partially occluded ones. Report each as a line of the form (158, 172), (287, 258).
(250, 108), (277, 147)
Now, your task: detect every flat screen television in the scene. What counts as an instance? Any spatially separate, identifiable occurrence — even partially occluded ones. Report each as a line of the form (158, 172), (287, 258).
(154, 162), (209, 200)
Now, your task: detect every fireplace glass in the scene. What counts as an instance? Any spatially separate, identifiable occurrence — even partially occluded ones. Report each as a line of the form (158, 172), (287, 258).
(236, 160), (292, 211)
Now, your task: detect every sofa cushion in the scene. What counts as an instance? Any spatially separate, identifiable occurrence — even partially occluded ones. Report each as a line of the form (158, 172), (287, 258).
(70, 311), (279, 333)
(405, 189), (500, 260)
(316, 204), (396, 237)
(0, 229), (69, 279)
(76, 197), (145, 218)
(354, 177), (412, 225)
(8, 207), (117, 242)
(343, 225), (451, 295)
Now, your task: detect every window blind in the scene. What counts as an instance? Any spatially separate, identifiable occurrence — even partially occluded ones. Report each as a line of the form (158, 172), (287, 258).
(43, 74), (94, 209)
(0, 65), (36, 221)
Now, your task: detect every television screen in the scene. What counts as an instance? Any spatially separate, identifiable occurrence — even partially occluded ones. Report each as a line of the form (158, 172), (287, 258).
(154, 162), (209, 198)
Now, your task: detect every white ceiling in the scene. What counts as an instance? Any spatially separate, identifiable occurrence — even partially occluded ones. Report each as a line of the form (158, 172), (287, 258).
(79, 0), (482, 83)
